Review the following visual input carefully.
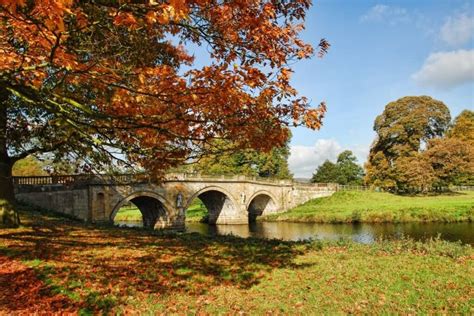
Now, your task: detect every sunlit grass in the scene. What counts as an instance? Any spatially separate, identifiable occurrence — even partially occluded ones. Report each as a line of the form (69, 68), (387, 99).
(185, 198), (208, 222)
(0, 210), (472, 314)
(113, 198), (208, 223)
(264, 191), (474, 223)
(113, 204), (143, 222)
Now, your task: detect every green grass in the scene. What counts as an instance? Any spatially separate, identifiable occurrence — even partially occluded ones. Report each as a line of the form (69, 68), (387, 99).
(185, 199), (208, 222)
(113, 198), (208, 222)
(264, 191), (474, 223)
(0, 210), (472, 314)
(113, 205), (143, 221)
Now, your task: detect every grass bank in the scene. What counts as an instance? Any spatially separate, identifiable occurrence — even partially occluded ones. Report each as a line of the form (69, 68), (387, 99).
(264, 191), (474, 223)
(0, 210), (472, 314)
(114, 199), (207, 222)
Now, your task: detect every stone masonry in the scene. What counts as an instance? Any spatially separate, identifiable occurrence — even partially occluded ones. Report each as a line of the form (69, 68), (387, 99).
(14, 173), (337, 230)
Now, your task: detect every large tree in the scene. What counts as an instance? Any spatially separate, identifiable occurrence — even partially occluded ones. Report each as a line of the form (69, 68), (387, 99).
(0, 1), (329, 226)
(365, 96), (451, 192)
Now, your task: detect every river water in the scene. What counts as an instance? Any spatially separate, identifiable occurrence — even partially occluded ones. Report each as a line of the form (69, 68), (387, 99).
(115, 221), (474, 245)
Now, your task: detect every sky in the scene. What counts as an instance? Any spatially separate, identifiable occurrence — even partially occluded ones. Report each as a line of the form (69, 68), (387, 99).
(287, 0), (474, 178)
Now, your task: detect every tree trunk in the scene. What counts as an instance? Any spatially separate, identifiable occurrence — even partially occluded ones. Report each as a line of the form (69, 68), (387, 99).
(0, 87), (19, 227)
(0, 161), (18, 227)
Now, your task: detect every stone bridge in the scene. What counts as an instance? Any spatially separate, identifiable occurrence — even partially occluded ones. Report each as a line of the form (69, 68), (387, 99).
(13, 174), (337, 230)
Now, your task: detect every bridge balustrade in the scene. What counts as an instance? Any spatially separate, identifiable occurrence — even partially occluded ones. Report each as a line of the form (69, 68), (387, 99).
(13, 173), (336, 189)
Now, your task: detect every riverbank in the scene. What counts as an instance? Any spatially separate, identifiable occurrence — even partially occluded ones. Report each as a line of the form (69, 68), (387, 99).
(0, 210), (472, 314)
(263, 191), (474, 223)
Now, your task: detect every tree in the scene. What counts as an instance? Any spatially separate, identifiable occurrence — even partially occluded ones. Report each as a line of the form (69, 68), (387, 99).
(365, 96), (451, 192)
(187, 138), (292, 179)
(12, 156), (47, 176)
(311, 160), (338, 183)
(424, 138), (474, 187)
(447, 110), (474, 144)
(335, 150), (364, 185)
(394, 154), (435, 193)
(0, 1), (329, 226)
(311, 150), (364, 185)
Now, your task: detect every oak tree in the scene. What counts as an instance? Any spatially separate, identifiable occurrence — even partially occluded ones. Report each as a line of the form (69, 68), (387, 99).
(0, 1), (329, 226)
(365, 96), (451, 192)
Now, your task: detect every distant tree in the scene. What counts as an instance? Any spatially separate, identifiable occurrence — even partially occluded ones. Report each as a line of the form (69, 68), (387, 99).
(365, 96), (451, 192)
(253, 145), (292, 179)
(447, 110), (474, 144)
(335, 150), (364, 185)
(311, 160), (338, 183)
(311, 150), (364, 184)
(189, 138), (292, 179)
(12, 156), (47, 176)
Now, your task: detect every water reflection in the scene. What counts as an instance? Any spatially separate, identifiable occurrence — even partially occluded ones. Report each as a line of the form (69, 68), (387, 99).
(115, 221), (474, 245)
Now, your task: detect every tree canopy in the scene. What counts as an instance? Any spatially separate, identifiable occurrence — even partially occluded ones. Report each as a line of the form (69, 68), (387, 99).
(365, 96), (451, 191)
(365, 96), (473, 192)
(185, 139), (292, 179)
(447, 110), (474, 144)
(0, 1), (329, 225)
(12, 156), (47, 176)
(311, 150), (364, 185)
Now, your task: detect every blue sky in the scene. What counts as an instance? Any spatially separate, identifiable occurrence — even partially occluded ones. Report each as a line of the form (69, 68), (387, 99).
(288, 0), (474, 177)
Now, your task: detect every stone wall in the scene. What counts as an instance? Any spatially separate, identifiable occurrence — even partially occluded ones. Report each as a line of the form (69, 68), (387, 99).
(289, 184), (337, 209)
(16, 187), (90, 220)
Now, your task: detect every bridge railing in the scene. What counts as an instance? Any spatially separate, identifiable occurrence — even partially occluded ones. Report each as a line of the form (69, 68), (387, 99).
(13, 174), (152, 186)
(13, 174), (93, 186)
(165, 172), (296, 184)
(13, 173), (337, 188)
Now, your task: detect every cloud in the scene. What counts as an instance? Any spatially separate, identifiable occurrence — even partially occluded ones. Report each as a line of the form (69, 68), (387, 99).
(289, 139), (369, 179)
(440, 13), (474, 46)
(412, 49), (474, 89)
(360, 4), (409, 25)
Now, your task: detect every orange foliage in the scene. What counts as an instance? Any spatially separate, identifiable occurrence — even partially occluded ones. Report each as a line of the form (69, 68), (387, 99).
(1, 0), (328, 175)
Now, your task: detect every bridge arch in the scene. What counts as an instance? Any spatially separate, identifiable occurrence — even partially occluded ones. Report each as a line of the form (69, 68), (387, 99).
(246, 191), (280, 223)
(185, 186), (240, 225)
(111, 191), (172, 229)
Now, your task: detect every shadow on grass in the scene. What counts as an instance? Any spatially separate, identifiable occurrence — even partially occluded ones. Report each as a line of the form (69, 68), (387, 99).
(0, 210), (313, 313)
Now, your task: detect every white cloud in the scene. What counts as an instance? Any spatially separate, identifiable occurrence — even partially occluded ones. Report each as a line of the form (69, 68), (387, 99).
(440, 13), (474, 47)
(360, 4), (409, 25)
(412, 49), (474, 89)
(289, 139), (369, 179)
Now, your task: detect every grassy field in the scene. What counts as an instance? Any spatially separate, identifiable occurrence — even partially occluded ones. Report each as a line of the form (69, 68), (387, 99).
(113, 205), (143, 221)
(0, 209), (473, 314)
(114, 199), (207, 222)
(264, 191), (474, 223)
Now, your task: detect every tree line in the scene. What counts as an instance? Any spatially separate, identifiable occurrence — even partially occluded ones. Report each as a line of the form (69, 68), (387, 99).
(311, 96), (473, 193)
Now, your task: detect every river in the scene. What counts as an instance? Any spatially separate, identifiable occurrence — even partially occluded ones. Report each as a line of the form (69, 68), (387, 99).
(115, 221), (474, 245)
